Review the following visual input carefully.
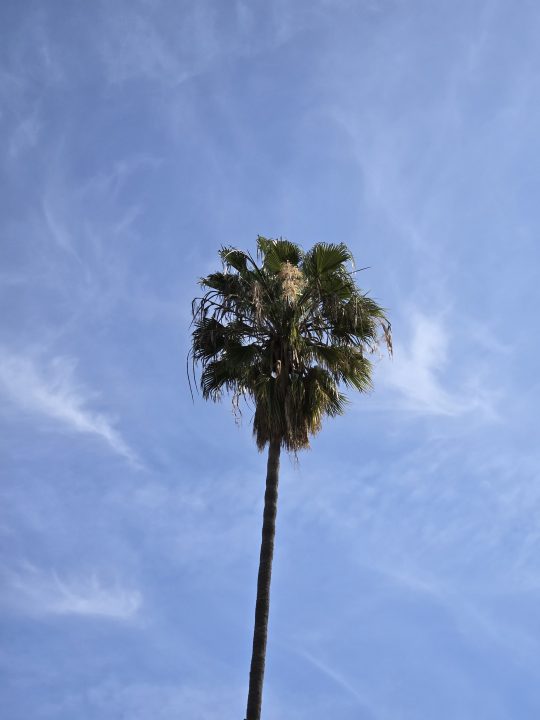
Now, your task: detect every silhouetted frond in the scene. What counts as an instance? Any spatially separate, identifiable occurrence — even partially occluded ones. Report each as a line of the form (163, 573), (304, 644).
(257, 236), (303, 272)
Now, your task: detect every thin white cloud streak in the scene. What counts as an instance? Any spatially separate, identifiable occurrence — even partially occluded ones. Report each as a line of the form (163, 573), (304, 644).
(370, 565), (540, 670)
(5, 564), (141, 620)
(0, 349), (138, 464)
(99, 4), (220, 87)
(98, 0), (340, 90)
(80, 153), (163, 199)
(294, 647), (382, 718)
(378, 312), (495, 417)
(42, 197), (75, 253)
(7, 113), (40, 159)
(40, 151), (160, 257)
(58, 679), (242, 720)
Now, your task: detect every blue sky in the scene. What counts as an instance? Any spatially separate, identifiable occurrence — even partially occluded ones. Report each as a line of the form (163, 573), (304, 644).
(1, 1), (540, 718)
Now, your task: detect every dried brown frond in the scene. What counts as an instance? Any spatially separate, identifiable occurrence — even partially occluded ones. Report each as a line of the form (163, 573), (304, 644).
(252, 281), (264, 324)
(382, 321), (393, 358)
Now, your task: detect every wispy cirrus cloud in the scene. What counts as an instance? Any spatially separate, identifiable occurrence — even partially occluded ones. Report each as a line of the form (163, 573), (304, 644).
(98, 0), (340, 90)
(53, 679), (243, 720)
(0, 349), (138, 464)
(378, 311), (496, 417)
(3, 564), (141, 620)
(7, 112), (41, 159)
(98, 3), (220, 87)
(293, 646), (380, 717)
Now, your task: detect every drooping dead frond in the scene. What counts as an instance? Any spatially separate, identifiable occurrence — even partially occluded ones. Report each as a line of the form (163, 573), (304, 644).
(381, 321), (393, 358)
(252, 280), (265, 325)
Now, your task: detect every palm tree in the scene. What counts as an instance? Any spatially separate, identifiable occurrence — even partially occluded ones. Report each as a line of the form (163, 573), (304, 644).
(190, 237), (391, 720)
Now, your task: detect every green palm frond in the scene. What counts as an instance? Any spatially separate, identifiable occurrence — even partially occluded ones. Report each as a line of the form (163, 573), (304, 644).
(257, 236), (303, 272)
(303, 242), (353, 277)
(191, 317), (227, 361)
(200, 271), (243, 296)
(219, 246), (249, 273)
(200, 358), (239, 400)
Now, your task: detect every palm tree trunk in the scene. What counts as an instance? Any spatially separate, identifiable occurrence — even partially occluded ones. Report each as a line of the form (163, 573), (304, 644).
(245, 435), (281, 720)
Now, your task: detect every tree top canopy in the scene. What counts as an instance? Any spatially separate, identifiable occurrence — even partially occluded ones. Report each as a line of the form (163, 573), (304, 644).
(190, 236), (391, 451)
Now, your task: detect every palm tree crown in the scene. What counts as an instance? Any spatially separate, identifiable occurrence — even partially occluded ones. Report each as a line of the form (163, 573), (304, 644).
(191, 236), (391, 451)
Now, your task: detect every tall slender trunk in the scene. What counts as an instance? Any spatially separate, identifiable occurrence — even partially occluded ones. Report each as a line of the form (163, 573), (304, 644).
(245, 435), (281, 720)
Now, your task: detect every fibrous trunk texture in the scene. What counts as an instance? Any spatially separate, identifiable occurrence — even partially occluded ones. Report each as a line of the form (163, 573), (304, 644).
(245, 436), (281, 720)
